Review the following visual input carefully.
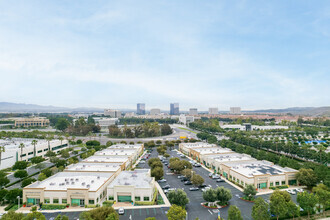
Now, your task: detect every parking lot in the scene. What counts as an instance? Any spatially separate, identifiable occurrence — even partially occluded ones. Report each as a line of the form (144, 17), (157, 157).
(151, 147), (299, 220)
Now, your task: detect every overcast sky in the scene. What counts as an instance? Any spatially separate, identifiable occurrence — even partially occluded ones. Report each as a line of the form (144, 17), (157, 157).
(0, 1), (329, 111)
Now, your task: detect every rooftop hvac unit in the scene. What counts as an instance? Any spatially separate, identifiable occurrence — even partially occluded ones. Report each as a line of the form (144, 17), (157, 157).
(75, 178), (79, 181)
(83, 165), (86, 167)
(70, 178), (73, 181)
(66, 182), (69, 185)
(91, 180), (94, 183)
(71, 182), (75, 185)
(97, 176), (100, 179)
(82, 182), (85, 186)
(87, 184), (90, 188)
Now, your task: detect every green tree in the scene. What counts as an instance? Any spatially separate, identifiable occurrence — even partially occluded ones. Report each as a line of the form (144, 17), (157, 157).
(79, 206), (119, 220)
(150, 167), (164, 181)
(148, 158), (161, 166)
(202, 188), (217, 206)
(181, 169), (193, 179)
(55, 118), (70, 131)
(149, 160), (163, 169)
(312, 184), (330, 216)
(0, 145), (5, 166)
(286, 200), (300, 220)
(167, 189), (189, 207)
(296, 168), (318, 189)
(21, 177), (36, 187)
(191, 174), (204, 186)
(270, 190), (289, 220)
(13, 160), (28, 170)
(252, 197), (270, 220)
(215, 186), (232, 206)
(45, 150), (56, 157)
(0, 210), (25, 220)
(31, 140), (38, 157)
(30, 156), (45, 164)
(60, 150), (70, 159)
(145, 218), (156, 220)
(5, 188), (22, 203)
(0, 171), (10, 187)
(166, 204), (186, 220)
(14, 170), (28, 179)
(0, 189), (8, 204)
(297, 191), (319, 219)
(38, 173), (48, 181)
(54, 214), (69, 220)
(19, 143), (25, 160)
(23, 210), (46, 220)
(243, 184), (257, 201)
(228, 205), (243, 220)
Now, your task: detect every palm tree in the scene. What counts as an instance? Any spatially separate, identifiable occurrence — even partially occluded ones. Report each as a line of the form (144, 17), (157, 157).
(19, 143), (25, 160)
(31, 140), (38, 157)
(0, 145), (5, 166)
(46, 135), (53, 152)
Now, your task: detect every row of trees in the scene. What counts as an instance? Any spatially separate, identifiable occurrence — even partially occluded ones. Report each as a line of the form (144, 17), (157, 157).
(252, 184), (330, 220)
(109, 122), (172, 138)
(227, 132), (330, 164)
(196, 132), (217, 144)
(189, 119), (224, 133)
(148, 158), (164, 181)
(118, 117), (178, 125)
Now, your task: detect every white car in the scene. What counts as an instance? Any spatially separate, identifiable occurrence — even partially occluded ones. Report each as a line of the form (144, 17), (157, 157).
(212, 174), (220, 179)
(158, 179), (167, 183)
(296, 188), (304, 193)
(202, 187), (211, 192)
(118, 207), (125, 215)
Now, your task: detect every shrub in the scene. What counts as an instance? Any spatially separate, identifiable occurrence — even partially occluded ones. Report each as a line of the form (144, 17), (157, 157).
(4, 204), (15, 211)
(41, 204), (67, 210)
(85, 205), (97, 208)
(134, 201), (154, 206)
(102, 200), (114, 207)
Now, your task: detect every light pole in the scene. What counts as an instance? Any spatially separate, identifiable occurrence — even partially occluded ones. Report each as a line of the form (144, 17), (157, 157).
(17, 196), (20, 209)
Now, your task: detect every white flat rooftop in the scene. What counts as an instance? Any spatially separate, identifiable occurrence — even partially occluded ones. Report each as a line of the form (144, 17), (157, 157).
(109, 144), (142, 149)
(206, 153), (255, 163)
(25, 172), (113, 191)
(83, 155), (129, 163)
(95, 149), (136, 156)
(108, 169), (153, 189)
(224, 160), (297, 177)
(193, 147), (233, 154)
(0, 138), (64, 151)
(181, 142), (216, 149)
(65, 162), (122, 172)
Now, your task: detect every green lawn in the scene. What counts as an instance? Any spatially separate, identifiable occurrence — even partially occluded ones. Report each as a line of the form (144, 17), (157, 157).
(178, 127), (198, 134)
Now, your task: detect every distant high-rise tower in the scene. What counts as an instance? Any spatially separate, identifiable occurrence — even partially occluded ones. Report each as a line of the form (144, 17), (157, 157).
(209, 108), (218, 115)
(230, 107), (241, 114)
(189, 108), (198, 115)
(170, 103), (179, 115)
(137, 103), (145, 115)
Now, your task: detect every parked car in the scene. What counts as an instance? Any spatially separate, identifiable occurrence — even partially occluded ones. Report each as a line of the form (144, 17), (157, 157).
(180, 155), (186, 158)
(189, 187), (199, 191)
(164, 189), (169, 194)
(209, 173), (214, 177)
(295, 188), (304, 193)
(181, 177), (189, 182)
(118, 207), (125, 215)
(178, 175), (184, 179)
(162, 185), (171, 189)
(212, 174), (220, 179)
(139, 161), (145, 164)
(198, 184), (207, 188)
(168, 188), (176, 191)
(202, 187), (211, 192)
(216, 179), (225, 182)
(194, 163), (201, 167)
(158, 179), (167, 183)
(184, 181), (192, 185)
(164, 162), (168, 165)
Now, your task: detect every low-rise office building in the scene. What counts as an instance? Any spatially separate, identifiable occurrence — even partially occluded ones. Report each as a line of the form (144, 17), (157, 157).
(0, 139), (69, 170)
(82, 155), (131, 169)
(64, 162), (123, 174)
(14, 117), (50, 127)
(93, 118), (119, 131)
(220, 124), (288, 131)
(190, 147), (233, 163)
(202, 153), (256, 173)
(107, 169), (155, 203)
(221, 160), (298, 189)
(23, 172), (115, 206)
(179, 142), (217, 155)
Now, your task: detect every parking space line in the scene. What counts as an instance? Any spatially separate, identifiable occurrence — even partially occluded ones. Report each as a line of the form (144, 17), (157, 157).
(208, 209), (213, 215)
(153, 208), (157, 215)
(139, 208), (142, 216)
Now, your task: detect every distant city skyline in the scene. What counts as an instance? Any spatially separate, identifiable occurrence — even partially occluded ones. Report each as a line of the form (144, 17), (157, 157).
(0, 1), (329, 109)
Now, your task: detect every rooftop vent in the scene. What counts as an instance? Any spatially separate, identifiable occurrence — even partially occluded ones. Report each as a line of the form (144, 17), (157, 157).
(91, 180), (94, 183)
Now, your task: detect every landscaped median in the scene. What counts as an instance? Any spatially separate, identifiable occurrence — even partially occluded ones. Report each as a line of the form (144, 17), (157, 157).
(201, 202), (228, 209)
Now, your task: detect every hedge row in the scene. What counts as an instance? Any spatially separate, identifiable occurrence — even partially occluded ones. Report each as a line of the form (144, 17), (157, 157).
(41, 204), (67, 210)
